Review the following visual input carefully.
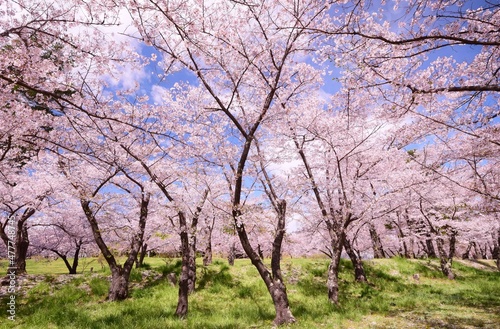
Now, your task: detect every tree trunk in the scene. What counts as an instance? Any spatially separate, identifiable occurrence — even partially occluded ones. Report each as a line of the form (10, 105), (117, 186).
(269, 278), (295, 326)
(473, 242), (480, 259)
(326, 245), (343, 304)
(368, 223), (385, 258)
(108, 266), (130, 301)
(269, 200), (295, 325)
(343, 238), (367, 282)
(1, 208), (35, 275)
(495, 227), (500, 271)
(326, 225), (345, 305)
(479, 244), (488, 259)
(53, 240), (81, 274)
(393, 219), (412, 258)
(258, 244), (264, 259)
(436, 237), (455, 280)
(175, 211), (189, 318)
(81, 190), (149, 301)
(203, 216), (214, 266)
(203, 229), (213, 266)
(59, 255), (74, 274)
(136, 243), (147, 268)
(70, 240), (82, 274)
(233, 200), (295, 325)
(187, 235), (196, 294)
(15, 222), (29, 275)
(426, 237), (437, 258)
(185, 189), (209, 295)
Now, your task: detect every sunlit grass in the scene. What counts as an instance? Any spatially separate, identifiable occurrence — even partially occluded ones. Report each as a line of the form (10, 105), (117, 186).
(0, 257), (499, 328)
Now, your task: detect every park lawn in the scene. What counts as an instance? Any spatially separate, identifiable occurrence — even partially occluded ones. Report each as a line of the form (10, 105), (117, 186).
(0, 257), (499, 328)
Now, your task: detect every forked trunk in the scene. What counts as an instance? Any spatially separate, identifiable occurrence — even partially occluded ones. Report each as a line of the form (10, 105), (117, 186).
(344, 238), (367, 283)
(80, 190), (149, 302)
(234, 200), (295, 325)
(57, 243), (80, 274)
(70, 241), (82, 274)
(136, 243), (148, 268)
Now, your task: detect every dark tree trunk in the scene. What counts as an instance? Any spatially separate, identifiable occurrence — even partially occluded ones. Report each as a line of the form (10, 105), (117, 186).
(136, 243), (147, 268)
(234, 200), (295, 325)
(258, 244), (264, 260)
(344, 238), (367, 282)
(0, 208), (35, 275)
(495, 227), (500, 271)
(269, 279), (295, 326)
(368, 223), (385, 258)
(175, 211), (189, 318)
(81, 189), (149, 301)
(269, 200), (295, 325)
(15, 222), (30, 275)
(52, 239), (82, 274)
(203, 232), (213, 266)
(478, 244), (488, 259)
(426, 237), (437, 258)
(108, 266), (130, 301)
(71, 240), (82, 274)
(59, 255), (74, 274)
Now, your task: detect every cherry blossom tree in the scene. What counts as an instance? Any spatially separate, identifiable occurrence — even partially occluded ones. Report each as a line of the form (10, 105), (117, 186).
(30, 213), (94, 274)
(124, 0), (330, 324)
(53, 148), (151, 301)
(319, 0), (499, 267)
(0, 159), (57, 274)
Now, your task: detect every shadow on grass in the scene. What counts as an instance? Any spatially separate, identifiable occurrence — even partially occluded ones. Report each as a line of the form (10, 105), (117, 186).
(197, 263), (236, 290)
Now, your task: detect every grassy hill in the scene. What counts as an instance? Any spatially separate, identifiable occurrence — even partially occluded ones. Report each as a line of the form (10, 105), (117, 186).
(0, 257), (499, 328)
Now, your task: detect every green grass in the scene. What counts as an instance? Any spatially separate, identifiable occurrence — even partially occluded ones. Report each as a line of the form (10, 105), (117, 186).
(0, 257), (499, 328)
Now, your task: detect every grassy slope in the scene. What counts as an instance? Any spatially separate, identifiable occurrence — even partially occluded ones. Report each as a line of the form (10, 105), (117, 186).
(0, 257), (499, 329)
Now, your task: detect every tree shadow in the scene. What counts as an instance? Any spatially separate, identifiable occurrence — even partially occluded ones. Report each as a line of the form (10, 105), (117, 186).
(197, 263), (235, 290)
